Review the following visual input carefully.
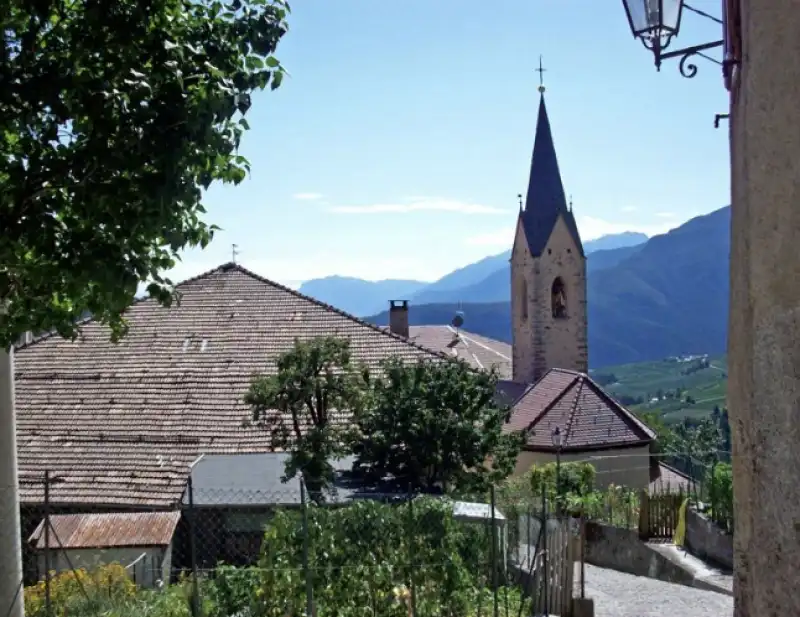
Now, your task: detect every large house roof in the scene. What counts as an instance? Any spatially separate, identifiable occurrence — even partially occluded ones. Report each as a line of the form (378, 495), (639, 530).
(404, 326), (512, 379)
(504, 368), (655, 451)
(14, 263), (445, 508)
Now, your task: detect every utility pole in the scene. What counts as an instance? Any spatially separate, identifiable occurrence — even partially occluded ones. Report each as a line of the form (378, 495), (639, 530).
(0, 346), (24, 617)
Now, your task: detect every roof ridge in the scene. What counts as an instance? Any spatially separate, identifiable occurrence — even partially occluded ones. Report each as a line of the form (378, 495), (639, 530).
(562, 374), (586, 445)
(525, 370), (581, 433)
(581, 372), (656, 441)
(17, 261), (452, 363)
(203, 263), (453, 362)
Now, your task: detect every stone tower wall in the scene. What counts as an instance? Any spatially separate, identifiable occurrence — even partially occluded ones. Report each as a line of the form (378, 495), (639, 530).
(511, 214), (587, 383)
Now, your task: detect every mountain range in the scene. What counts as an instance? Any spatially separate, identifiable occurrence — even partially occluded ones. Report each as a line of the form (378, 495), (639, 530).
(299, 208), (730, 367)
(298, 232), (648, 315)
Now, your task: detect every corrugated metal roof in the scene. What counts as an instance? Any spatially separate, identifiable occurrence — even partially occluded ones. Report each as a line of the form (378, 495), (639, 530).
(29, 511), (180, 550)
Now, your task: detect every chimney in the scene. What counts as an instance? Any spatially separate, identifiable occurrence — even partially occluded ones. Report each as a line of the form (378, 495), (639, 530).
(388, 300), (409, 338)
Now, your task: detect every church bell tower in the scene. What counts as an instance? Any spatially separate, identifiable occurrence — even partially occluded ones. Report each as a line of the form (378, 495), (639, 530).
(510, 71), (588, 384)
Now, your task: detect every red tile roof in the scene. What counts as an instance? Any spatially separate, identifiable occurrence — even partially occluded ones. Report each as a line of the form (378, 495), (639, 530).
(505, 368), (655, 451)
(406, 326), (512, 379)
(29, 511), (180, 549)
(15, 263), (445, 508)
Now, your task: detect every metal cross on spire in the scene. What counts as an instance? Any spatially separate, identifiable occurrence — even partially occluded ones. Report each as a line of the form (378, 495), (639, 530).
(231, 243), (239, 264)
(536, 55), (547, 93)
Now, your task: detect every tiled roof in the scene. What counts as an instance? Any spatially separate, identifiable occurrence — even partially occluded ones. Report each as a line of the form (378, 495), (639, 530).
(405, 326), (512, 379)
(14, 263), (445, 508)
(504, 368), (655, 451)
(650, 463), (692, 495)
(29, 511), (180, 549)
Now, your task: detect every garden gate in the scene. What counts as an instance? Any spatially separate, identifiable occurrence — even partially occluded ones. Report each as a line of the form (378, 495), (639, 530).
(639, 488), (686, 541)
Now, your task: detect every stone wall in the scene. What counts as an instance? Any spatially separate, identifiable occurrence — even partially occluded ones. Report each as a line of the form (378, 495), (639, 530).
(583, 521), (694, 586)
(685, 508), (733, 571)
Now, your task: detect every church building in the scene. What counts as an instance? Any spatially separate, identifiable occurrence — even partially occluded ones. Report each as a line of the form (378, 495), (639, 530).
(406, 84), (678, 492)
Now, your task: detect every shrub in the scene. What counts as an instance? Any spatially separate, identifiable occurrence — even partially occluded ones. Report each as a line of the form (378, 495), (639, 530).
(24, 563), (136, 617)
(707, 462), (733, 533)
(255, 497), (493, 617)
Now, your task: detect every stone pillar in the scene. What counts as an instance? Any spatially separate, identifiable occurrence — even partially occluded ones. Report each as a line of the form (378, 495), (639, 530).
(728, 1), (800, 615)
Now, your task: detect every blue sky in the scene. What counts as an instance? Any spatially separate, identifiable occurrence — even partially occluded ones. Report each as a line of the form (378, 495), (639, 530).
(172, 0), (731, 287)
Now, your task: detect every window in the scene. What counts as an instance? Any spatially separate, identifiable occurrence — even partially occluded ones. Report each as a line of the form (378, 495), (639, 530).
(520, 277), (528, 321)
(551, 277), (567, 319)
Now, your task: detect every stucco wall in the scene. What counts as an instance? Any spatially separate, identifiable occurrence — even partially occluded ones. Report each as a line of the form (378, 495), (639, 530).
(513, 445), (651, 490)
(511, 214), (588, 384)
(38, 545), (170, 588)
(728, 1), (800, 616)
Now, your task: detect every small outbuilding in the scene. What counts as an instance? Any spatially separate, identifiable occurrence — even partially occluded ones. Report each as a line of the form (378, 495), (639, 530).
(29, 511), (180, 588)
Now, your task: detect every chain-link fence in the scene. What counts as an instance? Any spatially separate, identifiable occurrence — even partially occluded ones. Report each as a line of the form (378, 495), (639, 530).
(8, 473), (585, 617)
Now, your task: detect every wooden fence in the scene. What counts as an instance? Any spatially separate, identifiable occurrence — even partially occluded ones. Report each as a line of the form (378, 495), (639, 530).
(514, 516), (578, 617)
(638, 488), (686, 541)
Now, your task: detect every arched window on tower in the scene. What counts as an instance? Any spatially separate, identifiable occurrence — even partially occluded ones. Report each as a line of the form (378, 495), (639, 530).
(551, 277), (567, 319)
(520, 277), (528, 321)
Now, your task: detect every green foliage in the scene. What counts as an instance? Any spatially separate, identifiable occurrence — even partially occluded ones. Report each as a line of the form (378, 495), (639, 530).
(245, 336), (371, 492)
(351, 358), (523, 493)
(256, 497), (493, 617)
(528, 462), (596, 501)
(206, 565), (262, 617)
(496, 463), (641, 530)
(707, 462), (733, 533)
(1, 0), (289, 347)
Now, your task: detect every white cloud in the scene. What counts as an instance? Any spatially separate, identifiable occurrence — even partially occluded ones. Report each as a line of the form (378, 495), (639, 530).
(655, 211), (676, 218)
(621, 206), (638, 213)
(329, 198), (507, 215)
(292, 192), (324, 201)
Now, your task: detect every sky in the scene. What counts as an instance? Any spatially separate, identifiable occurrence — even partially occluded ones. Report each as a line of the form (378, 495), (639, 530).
(170, 0), (731, 287)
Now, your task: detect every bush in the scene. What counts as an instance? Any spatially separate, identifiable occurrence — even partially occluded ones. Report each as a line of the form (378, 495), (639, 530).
(24, 563), (136, 617)
(255, 497), (494, 617)
(707, 462), (733, 533)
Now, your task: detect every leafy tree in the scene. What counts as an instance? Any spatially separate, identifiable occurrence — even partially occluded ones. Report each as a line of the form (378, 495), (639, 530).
(1, 0), (289, 347)
(245, 337), (370, 494)
(351, 358), (523, 493)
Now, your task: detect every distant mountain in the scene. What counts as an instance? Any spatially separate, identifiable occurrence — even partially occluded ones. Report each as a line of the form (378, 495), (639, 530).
(410, 251), (511, 304)
(365, 207), (730, 367)
(410, 231), (648, 305)
(299, 231), (648, 316)
(297, 276), (427, 317)
(584, 231), (648, 253)
(410, 232), (648, 305)
(418, 243), (647, 305)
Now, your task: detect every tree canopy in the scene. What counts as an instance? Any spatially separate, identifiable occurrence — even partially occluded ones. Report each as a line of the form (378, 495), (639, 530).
(1, 0), (289, 347)
(351, 358), (523, 493)
(245, 336), (371, 493)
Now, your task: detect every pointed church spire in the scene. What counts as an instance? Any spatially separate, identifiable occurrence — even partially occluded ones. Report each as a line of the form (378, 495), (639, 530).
(519, 62), (584, 257)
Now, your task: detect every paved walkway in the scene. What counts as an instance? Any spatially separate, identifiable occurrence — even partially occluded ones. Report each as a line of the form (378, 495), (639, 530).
(583, 564), (733, 617)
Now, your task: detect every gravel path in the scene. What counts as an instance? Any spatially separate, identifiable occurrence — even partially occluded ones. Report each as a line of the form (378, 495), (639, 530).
(583, 564), (733, 617)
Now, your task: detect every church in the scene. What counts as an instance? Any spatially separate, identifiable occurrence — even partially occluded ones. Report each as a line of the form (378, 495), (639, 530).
(399, 84), (675, 492)
(12, 85), (675, 513)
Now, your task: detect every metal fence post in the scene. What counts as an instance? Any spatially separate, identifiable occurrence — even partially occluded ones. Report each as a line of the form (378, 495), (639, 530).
(406, 485), (417, 617)
(490, 484), (499, 617)
(301, 476), (314, 617)
(580, 515), (586, 599)
(187, 476), (200, 616)
(542, 482), (548, 617)
(44, 470), (51, 617)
